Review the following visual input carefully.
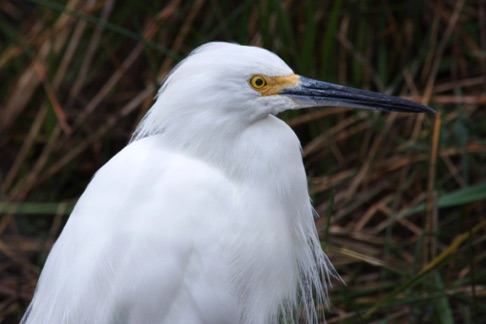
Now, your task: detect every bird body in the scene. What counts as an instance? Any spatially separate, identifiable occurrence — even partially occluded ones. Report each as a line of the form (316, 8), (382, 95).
(25, 116), (328, 323)
(23, 42), (432, 324)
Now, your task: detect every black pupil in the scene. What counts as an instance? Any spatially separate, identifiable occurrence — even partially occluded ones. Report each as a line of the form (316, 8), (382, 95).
(255, 78), (263, 86)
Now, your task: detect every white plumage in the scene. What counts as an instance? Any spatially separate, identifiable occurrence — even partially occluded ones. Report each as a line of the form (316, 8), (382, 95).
(23, 42), (432, 324)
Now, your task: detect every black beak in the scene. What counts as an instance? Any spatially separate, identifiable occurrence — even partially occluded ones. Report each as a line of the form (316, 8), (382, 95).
(282, 76), (434, 113)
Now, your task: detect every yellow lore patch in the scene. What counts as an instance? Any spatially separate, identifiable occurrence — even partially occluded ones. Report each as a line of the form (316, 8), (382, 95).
(249, 74), (300, 96)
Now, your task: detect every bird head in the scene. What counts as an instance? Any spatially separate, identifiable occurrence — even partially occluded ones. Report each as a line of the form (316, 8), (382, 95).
(133, 42), (433, 141)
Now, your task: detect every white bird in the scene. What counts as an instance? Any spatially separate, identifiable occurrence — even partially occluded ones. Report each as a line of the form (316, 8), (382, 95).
(23, 42), (433, 324)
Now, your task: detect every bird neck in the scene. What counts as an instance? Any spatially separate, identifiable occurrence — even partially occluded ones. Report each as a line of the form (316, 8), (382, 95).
(165, 115), (304, 188)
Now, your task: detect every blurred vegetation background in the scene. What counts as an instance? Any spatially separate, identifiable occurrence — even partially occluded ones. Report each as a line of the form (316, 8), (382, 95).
(1, 0), (485, 323)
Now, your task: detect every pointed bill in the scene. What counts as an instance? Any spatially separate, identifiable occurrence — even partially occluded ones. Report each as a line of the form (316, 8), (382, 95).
(282, 76), (434, 113)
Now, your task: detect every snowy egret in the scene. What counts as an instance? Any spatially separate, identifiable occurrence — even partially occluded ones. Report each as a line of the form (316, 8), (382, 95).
(23, 42), (433, 324)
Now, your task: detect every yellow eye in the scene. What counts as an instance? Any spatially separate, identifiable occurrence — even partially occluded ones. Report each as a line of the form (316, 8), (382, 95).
(250, 75), (267, 89)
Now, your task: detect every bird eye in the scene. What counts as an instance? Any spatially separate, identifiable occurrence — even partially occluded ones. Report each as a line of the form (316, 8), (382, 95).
(250, 75), (267, 89)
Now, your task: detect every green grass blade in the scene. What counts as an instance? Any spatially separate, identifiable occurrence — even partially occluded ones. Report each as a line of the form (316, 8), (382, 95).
(399, 182), (486, 218)
(0, 202), (74, 215)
